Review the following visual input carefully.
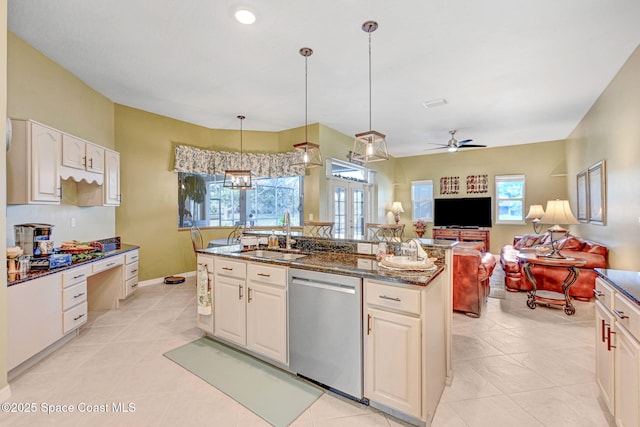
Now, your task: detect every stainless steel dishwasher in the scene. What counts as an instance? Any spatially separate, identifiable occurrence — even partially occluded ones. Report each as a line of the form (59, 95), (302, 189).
(288, 268), (364, 400)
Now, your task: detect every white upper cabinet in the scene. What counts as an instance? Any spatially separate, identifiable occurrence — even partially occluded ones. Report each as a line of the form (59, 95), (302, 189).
(62, 133), (104, 174)
(104, 149), (121, 206)
(7, 119), (61, 204)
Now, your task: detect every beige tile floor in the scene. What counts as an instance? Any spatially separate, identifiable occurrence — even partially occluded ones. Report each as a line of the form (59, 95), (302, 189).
(0, 277), (614, 426)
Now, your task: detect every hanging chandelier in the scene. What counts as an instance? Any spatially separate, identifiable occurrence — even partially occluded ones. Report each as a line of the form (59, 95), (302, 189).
(351, 20), (389, 163)
(292, 47), (322, 168)
(223, 115), (255, 190)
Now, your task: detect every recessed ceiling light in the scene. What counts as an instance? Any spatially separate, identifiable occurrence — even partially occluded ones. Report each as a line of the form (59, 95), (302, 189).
(234, 9), (256, 25)
(422, 98), (447, 109)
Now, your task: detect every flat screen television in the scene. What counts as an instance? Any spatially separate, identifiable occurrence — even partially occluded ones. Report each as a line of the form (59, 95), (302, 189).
(434, 197), (492, 228)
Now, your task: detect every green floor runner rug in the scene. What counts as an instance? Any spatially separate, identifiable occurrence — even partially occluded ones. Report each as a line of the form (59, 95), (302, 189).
(164, 337), (323, 426)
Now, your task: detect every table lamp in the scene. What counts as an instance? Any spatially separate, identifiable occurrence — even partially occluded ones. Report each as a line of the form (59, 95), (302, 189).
(525, 204), (545, 233)
(539, 199), (579, 259)
(390, 202), (404, 224)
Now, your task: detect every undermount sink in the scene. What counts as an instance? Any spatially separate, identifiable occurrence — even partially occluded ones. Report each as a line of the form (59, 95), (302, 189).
(241, 250), (307, 261)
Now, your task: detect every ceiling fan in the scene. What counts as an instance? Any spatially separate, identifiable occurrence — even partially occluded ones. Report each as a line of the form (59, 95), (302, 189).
(426, 130), (487, 152)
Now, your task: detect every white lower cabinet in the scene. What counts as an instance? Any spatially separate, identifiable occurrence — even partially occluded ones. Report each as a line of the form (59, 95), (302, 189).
(595, 299), (615, 415)
(366, 306), (421, 417)
(213, 257), (288, 365)
(595, 276), (640, 427)
(364, 274), (446, 425)
(61, 265), (89, 334)
(7, 274), (63, 370)
(615, 321), (640, 427)
(123, 250), (139, 298)
(246, 263), (288, 364)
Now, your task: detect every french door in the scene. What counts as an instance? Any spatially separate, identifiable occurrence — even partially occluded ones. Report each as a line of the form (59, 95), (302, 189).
(330, 178), (372, 240)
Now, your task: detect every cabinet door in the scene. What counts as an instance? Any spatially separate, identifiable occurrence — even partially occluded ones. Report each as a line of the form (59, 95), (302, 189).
(61, 134), (86, 170)
(595, 301), (615, 415)
(214, 276), (246, 346)
(31, 122), (61, 203)
(365, 306), (421, 418)
(246, 282), (287, 364)
(615, 323), (640, 427)
(8, 274), (63, 370)
(104, 149), (121, 205)
(85, 142), (105, 173)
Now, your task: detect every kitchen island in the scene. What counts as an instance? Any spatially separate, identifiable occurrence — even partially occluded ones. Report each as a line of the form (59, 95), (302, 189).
(196, 237), (454, 427)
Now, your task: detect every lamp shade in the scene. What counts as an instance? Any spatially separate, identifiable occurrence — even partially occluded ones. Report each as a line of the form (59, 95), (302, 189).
(391, 201), (404, 214)
(540, 200), (578, 226)
(525, 204), (545, 220)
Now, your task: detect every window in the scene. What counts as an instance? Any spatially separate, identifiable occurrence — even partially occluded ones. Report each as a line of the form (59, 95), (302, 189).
(495, 174), (525, 223)
(178, 172), (302, 228)
(411, 180), (434, 222)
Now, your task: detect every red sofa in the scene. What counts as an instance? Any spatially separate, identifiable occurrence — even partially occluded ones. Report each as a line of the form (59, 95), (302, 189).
(500, 233), (607, 301)
(453, 242), (497, 317)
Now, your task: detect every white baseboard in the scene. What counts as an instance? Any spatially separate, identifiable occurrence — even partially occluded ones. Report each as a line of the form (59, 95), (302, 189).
(0, 384), (11, 402)
(138, 270), (196, 288)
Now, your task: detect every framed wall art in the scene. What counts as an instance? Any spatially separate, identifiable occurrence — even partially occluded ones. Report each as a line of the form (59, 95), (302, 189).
(576, 169), (588, 223)
(588, 160), (606, 225)
(440, 176), (459, 195)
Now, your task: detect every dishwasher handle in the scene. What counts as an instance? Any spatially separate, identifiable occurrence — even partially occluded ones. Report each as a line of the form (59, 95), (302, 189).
(290, 277), (356, 295)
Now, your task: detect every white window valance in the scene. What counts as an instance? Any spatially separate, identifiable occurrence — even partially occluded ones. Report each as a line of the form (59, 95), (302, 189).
(173, 145), (305, 177)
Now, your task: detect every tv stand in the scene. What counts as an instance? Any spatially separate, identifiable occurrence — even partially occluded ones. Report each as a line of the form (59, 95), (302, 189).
(432, 227), (490, 252)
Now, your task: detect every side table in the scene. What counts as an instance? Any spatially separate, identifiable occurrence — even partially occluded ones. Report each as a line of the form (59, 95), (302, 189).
(517, 252), (586, 315)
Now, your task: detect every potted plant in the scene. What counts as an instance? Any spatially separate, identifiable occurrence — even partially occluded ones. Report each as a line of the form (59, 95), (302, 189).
(413, 219), (427, 238)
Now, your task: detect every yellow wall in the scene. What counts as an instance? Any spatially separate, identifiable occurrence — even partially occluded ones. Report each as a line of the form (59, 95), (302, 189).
(394, 140), (568, 252)
(114, 105), (285, 280)
(6, 32), (116, 244)
(1, 0), (9, 397)
(566, 44), (640, 270)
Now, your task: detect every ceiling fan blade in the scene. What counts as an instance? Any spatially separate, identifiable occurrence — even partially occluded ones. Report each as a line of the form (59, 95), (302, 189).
(457, 144), (487, 148)
(456, 138), (473, 146)
(424, 146), (448, 151)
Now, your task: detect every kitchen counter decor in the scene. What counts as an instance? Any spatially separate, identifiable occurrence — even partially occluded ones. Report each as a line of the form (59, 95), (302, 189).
(379, 255), (437, 271)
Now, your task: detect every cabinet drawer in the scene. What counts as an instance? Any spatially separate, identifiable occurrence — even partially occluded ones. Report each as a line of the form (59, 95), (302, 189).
(247, 263), (287, 287)
(125, 261), (139, 280)
(62, 282), (87, 311)
(125, 276), (139, 296)
(125, 250), (139, 264)
(61, 265), (90, 288)
(366, 281), (421, 315)
(595, 277), (615, 310)
(197, 254), (214, 274)
(92, 255), (124, 274)
(614, 293), (640, 341)
(215, 258), (246, 279)
(63, 302), (87, 334)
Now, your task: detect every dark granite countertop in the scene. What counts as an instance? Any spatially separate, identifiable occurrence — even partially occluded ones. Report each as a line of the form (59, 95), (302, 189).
(596, 268), (640, 306)
(197, 245), (446, 287)
(7, 244), (140, 287)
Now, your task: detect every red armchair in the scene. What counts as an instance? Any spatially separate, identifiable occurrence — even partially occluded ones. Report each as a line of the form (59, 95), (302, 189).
(500, 233), (607, 301)
(452, 242), (497, 317)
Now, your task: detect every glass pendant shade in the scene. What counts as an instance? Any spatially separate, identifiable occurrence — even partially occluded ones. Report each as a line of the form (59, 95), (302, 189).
(351, 20), (389, 164)
(223, 169), (255, 189)
(352, 130), (389, 163)
(292, 141), (322, 167)
(291, 47), (322, 168)
(223, 115), (255, 190)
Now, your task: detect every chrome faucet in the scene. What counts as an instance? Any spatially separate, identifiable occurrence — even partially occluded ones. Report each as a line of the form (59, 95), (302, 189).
(283, 210), (292, 249)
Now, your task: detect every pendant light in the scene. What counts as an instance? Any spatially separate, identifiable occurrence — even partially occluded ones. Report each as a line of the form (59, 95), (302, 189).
(292, 47), (322, 168)
(351, 20), (389, 163)
(223, 115), (255, 190)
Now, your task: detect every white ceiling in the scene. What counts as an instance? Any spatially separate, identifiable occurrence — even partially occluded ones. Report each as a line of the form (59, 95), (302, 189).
(8, 1), (640, 157)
